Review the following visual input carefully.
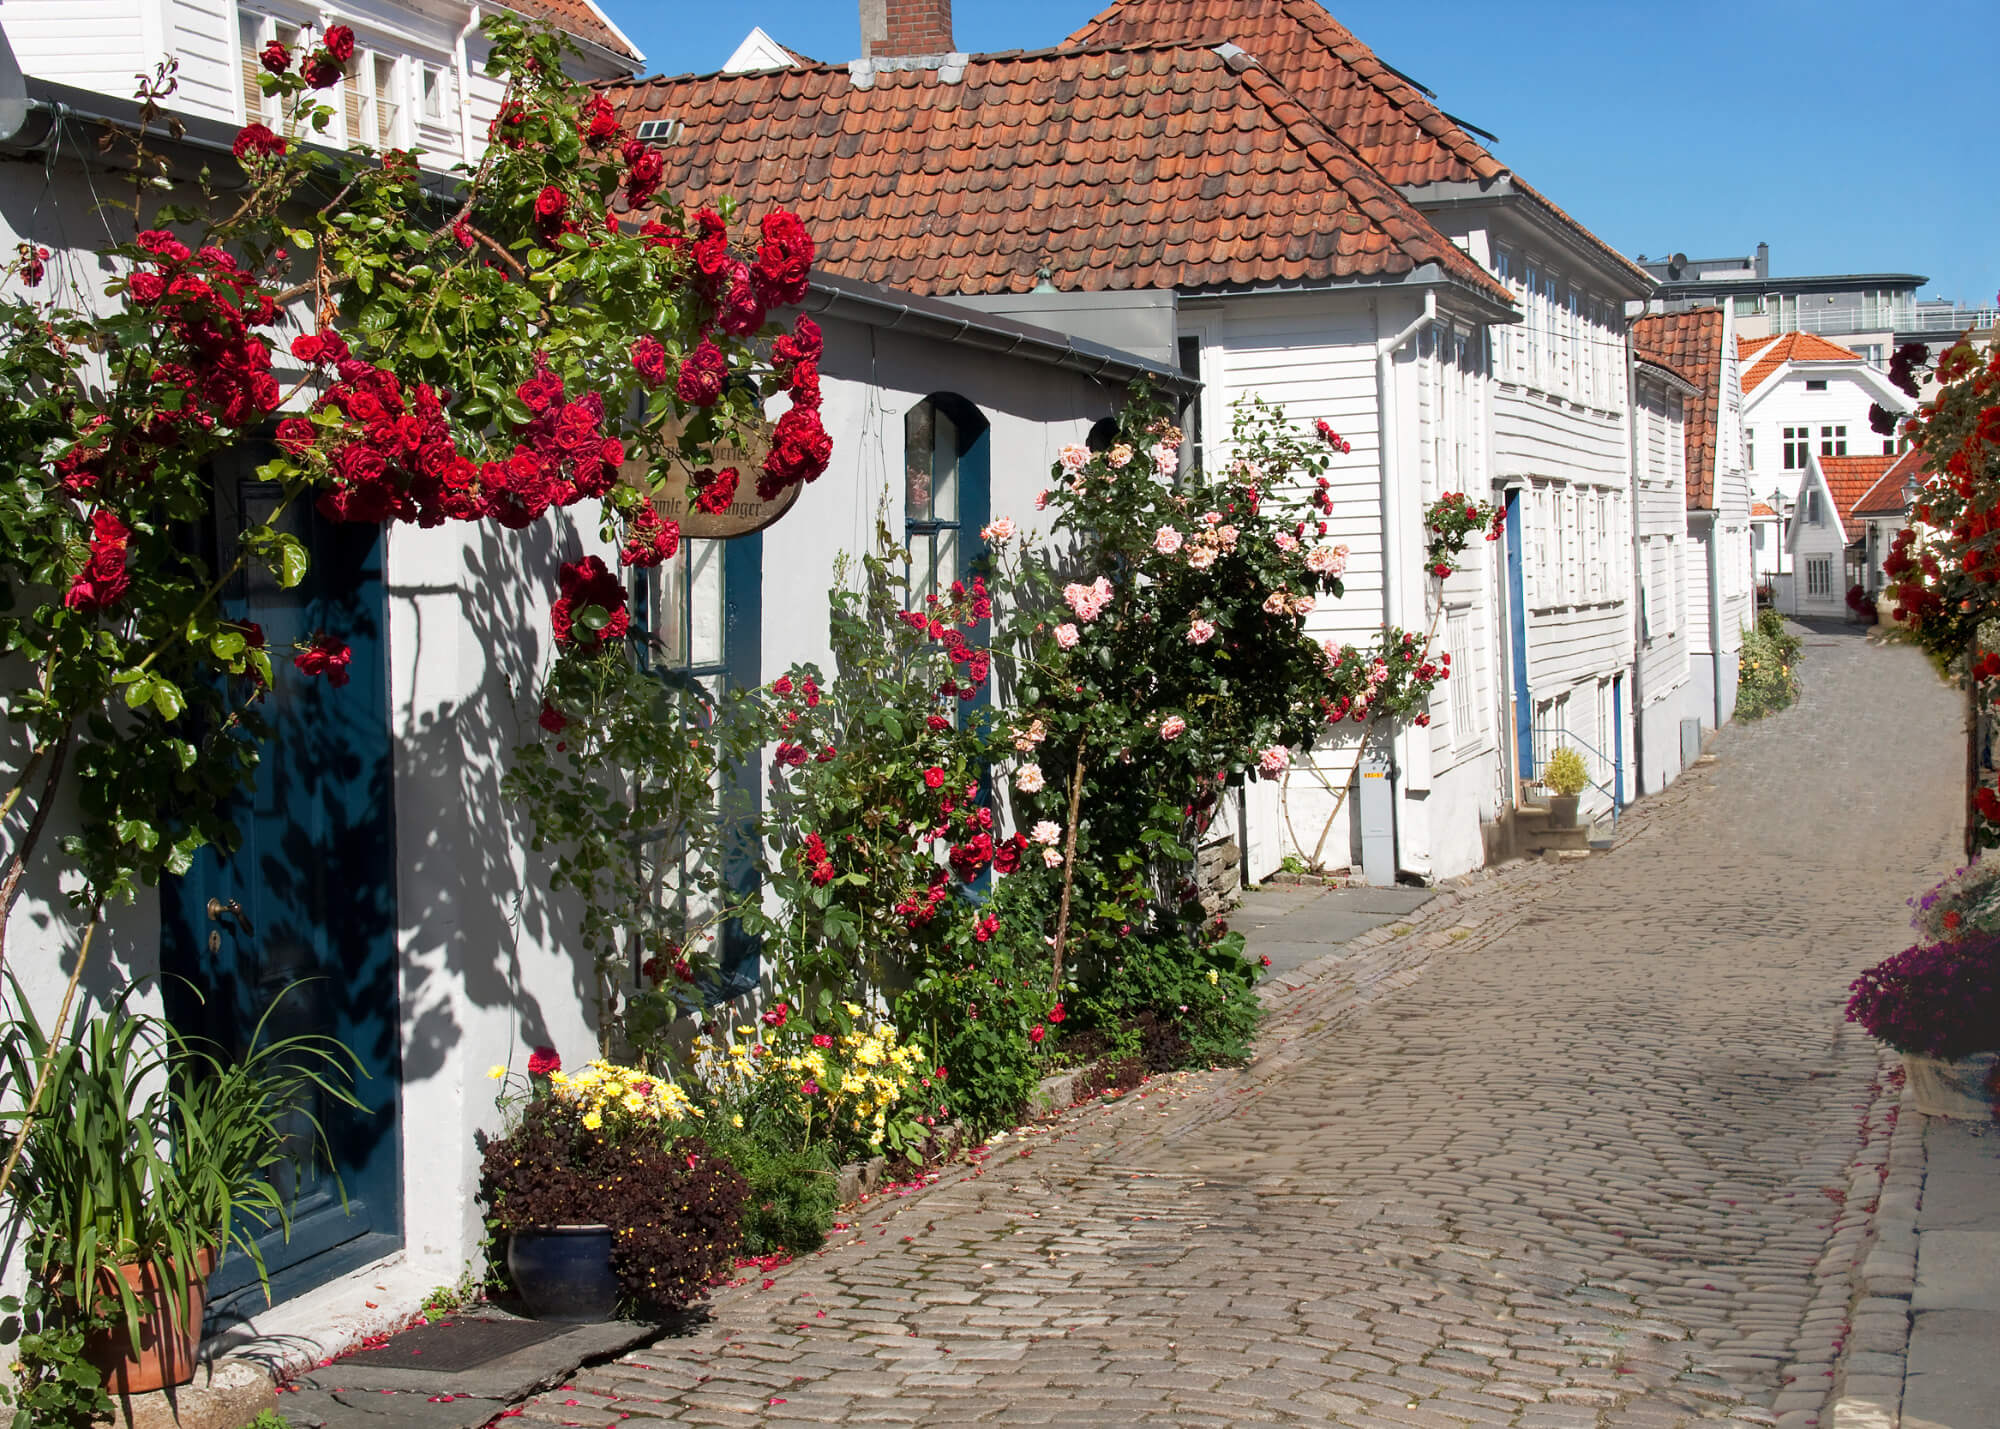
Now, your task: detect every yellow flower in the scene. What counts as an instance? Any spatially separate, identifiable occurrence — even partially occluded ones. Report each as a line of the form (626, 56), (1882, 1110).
(731, 1113), (744, 1128)
(1206, 968), (1219, 985)
(582, 1111), (602, 1130)
(843, 1002), (863, 1019)
(487, 1065), (506, 1080)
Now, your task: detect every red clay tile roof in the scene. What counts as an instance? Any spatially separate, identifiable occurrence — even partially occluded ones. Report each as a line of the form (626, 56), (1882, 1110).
(1818, 454), (1896, 540)
(1065, 0), (1651, 292)
(1751, 501), (1777, 518)
(1852, 447), (1926, 518)
(1740, 331), (1862, 394)
(503, 0), (640, 62)
(1632, 308), (1726, 511)
(606, 46), (1514, 301)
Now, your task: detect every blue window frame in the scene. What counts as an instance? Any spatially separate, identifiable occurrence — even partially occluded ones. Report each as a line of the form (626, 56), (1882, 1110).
(904, 394), (990, 606)
(630, 533), (763, 998)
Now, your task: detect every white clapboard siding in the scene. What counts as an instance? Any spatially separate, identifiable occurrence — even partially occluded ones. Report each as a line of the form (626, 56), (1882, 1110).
(4, 0), (155, 101)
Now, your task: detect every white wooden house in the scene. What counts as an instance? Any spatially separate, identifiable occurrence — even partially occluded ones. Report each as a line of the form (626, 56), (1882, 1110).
(1627, 353), (1697, 794)
(1633, 308), (1754, 734)
(1782, 452), (1894, 616)
(1853, 446), (1925, 595)
(658, 0), (1659, 881)
(1740, 331), (1914, 515)
(2, 0), (640, 173)
(0, 8), (1183, 1364)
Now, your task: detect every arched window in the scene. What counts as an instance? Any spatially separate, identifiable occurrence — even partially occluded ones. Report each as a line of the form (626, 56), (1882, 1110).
(904, 394), (990, 603)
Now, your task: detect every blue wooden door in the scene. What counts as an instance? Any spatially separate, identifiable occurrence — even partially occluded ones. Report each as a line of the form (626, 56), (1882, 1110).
(162, 449), (402, 1322)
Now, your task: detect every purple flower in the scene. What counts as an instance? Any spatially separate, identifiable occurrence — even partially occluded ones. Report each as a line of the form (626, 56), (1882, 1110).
(1846, 932), (2000, 1059)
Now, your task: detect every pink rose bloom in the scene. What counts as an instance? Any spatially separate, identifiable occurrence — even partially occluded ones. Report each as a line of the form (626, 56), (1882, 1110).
(1107, 443), (1133, 468)
(1034, 489), (1050, 510)
(1306, 544), (1349, 576)
(1154, 526), (1184, 555)
(1275, 532), (1300, 552)
(1368, 659), (1389, 685)
(1187, 618), (1216, 645)
(1201, 511), (1222, 526)
(1063, 576), (1112, 623)
(1030, 820), (1062, 845)
(1058, 444), (1090, 473)
(1186, 545), (1218, 571)
(1015, 763), (1046, 794)
(1216, 525), (1238, 550)
(1153, 445), (1179, 479)
(981, 516), (1017, 542)
(1262, 591), (1289, 615)
(1161, 715), (1187, 741)
(1054, 622), (1080, 650)
(1293, 596), (1315, 616)
(1041, 846), (1064, 868)
(1258, 745), (1290, 775)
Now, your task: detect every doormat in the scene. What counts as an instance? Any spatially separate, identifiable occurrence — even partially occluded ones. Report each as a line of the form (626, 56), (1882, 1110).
(334, 1317), (569, 1372)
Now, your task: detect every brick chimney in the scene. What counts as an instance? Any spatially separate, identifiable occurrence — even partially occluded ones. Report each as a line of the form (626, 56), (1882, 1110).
(860, 0), (954, 58)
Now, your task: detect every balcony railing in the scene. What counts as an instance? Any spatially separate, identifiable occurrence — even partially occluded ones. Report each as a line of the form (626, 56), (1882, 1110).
(1771, 305), (1999, 338)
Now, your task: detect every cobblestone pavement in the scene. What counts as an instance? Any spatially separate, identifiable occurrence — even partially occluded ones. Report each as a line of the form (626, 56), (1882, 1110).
(525, 625), (1962, 1428)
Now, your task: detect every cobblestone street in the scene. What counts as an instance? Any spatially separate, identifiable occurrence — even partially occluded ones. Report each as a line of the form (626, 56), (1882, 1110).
(527, 623), (1963, 1427)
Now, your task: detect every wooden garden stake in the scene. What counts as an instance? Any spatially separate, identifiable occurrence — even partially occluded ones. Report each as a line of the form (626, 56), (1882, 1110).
(1048, 744), (1087, 995)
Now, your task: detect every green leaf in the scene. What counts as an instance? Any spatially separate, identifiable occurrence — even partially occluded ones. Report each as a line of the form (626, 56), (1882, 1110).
(209, 629), (246, 660)
(115, 819), (158, 851)
(123, 676), (155, 709)
(152, 680), (186, 720)
(274, 533), (309, 588)
(574, 603), (610, 632)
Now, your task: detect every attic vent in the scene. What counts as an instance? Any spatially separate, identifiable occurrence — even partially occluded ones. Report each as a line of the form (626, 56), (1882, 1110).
(635, 118), (680, 142)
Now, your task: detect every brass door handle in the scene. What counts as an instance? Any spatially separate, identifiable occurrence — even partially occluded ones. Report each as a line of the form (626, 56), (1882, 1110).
(206, 898), (254, 935)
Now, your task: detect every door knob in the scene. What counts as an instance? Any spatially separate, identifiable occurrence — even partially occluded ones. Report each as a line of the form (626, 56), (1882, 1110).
(206, 898), (254, 935)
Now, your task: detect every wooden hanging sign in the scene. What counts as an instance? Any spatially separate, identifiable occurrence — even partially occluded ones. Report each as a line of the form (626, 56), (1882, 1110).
(618, 411), (799, 539)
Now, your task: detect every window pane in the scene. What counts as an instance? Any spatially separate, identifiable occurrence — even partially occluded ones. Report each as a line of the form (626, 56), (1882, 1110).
(935, 526), (958, 597)
(932, 407), (958, 524)
(904, 403), (934, 522)
(656, 549), (689, 668)
(374, 56), (399, 147)
(909, 532), (936, 606)
(689, 538), (725, 668)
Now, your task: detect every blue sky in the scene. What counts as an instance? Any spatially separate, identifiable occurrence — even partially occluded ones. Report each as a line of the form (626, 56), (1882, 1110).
(596, 0), (1994, 307)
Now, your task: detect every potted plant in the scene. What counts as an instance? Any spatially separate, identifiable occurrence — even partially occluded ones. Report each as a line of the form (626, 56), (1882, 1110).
(1542, 746), (1590, 829)
(0, 982), (362, 1397)
(480, 1051), (745, 1322)
(1846, 933), (2000, 1118)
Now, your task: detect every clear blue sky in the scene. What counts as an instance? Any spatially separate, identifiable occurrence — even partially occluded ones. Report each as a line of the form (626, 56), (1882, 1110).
(597, 0), (1994, 307)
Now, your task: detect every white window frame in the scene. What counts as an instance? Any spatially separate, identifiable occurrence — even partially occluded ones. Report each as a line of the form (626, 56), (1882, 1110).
(1820, 424), (1847, 457)
(237, 7), (310, 125)
(1806, 554), (1833, 599)
(1448, 611), (1479, 749)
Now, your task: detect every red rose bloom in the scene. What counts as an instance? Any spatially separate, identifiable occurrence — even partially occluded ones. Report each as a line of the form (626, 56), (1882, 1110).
(751, 209), (814, 309)
(232, 123), (287, 161)
(293, 633), (353, 687)
(629, 335), (668, 389)
(126, 271), (166, 305)
(275, 418), (317, 455)
(675, 340), (727, 408)
(538, 699), (568, 733)
(322, 25), (355, 61)
(1028, 1024), (1045, 1045)
(260, 40), (291, 73)
(64, 510), (132, 614)
(690, 466), (738, 516)
(716, 268), (766, 337)
(549, 554), (630, 646)
(303, 53), (342, 89)
(1048, 1003), (1066, 1024)
(759, 402), (832, 494)
(527, 1045), (560, 1077)
(622, 140), (665, 209)
(578, 94), (619, 145)
(923, 767), (945, 790)
(618, 503), (680, 568)
(811, 1033), (833, 1049)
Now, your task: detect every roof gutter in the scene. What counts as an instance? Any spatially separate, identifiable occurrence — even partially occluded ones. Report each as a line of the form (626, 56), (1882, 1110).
(1178, 261), (1518, 326)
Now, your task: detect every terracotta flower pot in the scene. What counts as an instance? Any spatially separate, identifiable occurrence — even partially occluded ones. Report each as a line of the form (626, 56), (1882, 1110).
(1902, 1051), (2000, 1120)
(81, 1248), (216, 1394)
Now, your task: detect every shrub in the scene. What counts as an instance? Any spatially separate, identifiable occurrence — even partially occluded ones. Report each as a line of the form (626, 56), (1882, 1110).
(1911, 861), (2000, 943)
(704, 1135), (840, 1257)
(1542, 746), (1589, 797)
(896, 917), (1056, 1136)
(477, 1099), (744, 1312)
(1845, 933), (2000, 1059)
(1074, 926), (1263, 1069)
(1736, 612), (1802, 719)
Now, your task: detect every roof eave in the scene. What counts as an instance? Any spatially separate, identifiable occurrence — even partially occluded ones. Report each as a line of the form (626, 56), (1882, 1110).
(1177, 260), (1518, 323)
(1406, 176), (1655, 300)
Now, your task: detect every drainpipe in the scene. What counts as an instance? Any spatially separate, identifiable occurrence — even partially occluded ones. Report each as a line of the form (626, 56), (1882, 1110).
(1624, 317), (1646, 798)
(1706, 510), (1725, 728)
(455, 5), (482, 162)
(1373, 289), (1436, 881)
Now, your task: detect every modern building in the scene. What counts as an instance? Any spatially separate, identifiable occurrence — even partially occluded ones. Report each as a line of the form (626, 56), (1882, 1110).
(1634, 244), (1997, 366)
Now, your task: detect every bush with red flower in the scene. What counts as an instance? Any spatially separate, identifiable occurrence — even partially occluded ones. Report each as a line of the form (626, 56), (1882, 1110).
(1846, 932), (2000, 1061)
(1422, 491), (1504, 579)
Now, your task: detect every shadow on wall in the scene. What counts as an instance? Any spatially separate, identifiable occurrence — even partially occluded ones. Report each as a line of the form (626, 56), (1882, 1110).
(390, 516), (591, 1086)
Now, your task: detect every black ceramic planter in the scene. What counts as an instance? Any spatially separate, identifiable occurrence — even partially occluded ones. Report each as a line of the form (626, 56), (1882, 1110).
(507, 1225), (619, 1322)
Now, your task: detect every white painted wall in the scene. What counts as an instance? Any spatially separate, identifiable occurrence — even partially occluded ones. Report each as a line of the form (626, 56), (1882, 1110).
(1742, 362), (1901, 506)
(1779, 456), (1850, 616)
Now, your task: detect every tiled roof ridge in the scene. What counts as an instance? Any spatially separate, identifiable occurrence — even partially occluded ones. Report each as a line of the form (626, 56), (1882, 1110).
(502, 0), (641, 62)
(1229, 64), (1511, 304)
(613, 33), (1238, 89)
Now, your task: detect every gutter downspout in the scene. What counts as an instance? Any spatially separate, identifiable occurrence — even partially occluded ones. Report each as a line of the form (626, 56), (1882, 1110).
(1374, 289), (1436, 879)
(1706, 510), (1725, 728)
(1625, 317), (1646, 799)
(455, 6), (482, 163)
